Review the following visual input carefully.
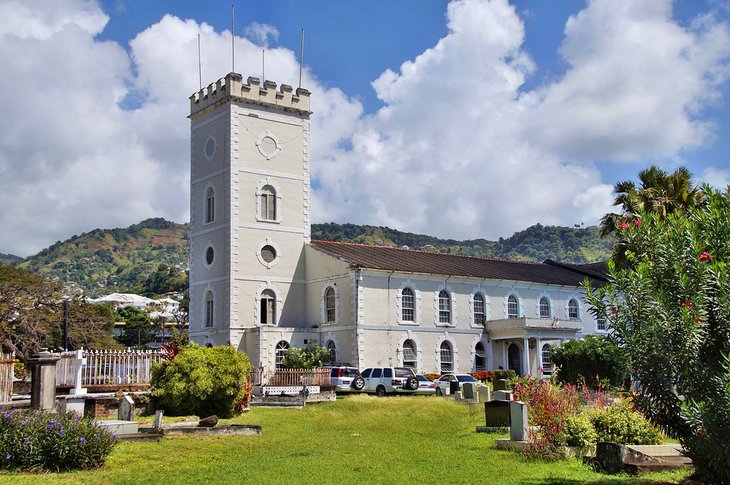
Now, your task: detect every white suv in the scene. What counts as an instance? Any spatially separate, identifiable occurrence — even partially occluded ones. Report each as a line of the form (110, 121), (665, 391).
(360, 367), (419, 396)
(327, 366), (365, 393)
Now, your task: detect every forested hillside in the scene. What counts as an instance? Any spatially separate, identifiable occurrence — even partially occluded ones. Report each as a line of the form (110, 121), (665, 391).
(9, 219), (614, 296)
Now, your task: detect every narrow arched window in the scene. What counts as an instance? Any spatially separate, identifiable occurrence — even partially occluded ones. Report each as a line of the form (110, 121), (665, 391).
(403, 339), (417, 368)
(508, 295), (519, 318)
(205, 187), (215, 223)
(260, 289), (276, 325)
(539, 297), (550, 318)
(325, 287), (336, 323)
(542, 344), (553, 375)
(275, 341), (289, 369)
(440, 341), (453, 373)
(438, 290), (451, 324)
(475, 341), (486, 371)
(205, 291), (214, 328)
(568, 299), (579, 319)
(473, 293), (485, 325)
(326, 340), (337, 363)
(401, 288), (415, 322)
(260, 185), (277, 221)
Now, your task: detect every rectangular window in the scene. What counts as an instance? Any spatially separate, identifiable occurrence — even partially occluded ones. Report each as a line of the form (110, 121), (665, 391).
(261, 194), (276, 220)
(597, 316), (607, 331)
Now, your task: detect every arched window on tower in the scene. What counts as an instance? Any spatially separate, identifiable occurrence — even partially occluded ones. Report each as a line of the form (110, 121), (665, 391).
(205, 187), (215, 223)
(260, 185), (277, 221)
(475, 341), (487, 371)
(260, 289), (276, 325)
(440, 341), (453, 373)
(205, 291), (214, 328)
(325, 287), (336, 323)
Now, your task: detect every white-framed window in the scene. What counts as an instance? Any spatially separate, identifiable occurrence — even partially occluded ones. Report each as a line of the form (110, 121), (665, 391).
(401, 287), (415, 322)
(275, 341), (289, 369)
(596, 315), (607, 332)
(440, 341), (453, 373)
(403, 339), (417, 368)
(475, 341), (487, 371)
(326, 340), (337, 363)
(256, 238), (282, 269)
(205, 187), (215, 223)
(204, 246), (215, 266)
(204, 291), (214, 328)
(473, 293), (486, 325)
(542, 344), (553, 375)
(260, 289), (276, 325)
(325, 287), (336, 323)
(259, 185), (277, 221)
(539, 297), (551, 319)
(507, 294), (519, 318)
(568, 299), (580, 320)
(438, 290), (451, 324)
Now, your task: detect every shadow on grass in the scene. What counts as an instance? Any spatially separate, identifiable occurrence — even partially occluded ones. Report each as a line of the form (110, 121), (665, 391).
(522, 478), (680, 485)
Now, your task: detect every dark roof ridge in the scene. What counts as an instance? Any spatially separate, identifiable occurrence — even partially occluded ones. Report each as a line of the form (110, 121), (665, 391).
(311, 239), (545, 266)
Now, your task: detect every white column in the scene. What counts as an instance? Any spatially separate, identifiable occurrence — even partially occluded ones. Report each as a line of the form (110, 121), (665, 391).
(502, 341), (508, 369)
(536, 338), (543, 378)
(523, 337), (530, 376)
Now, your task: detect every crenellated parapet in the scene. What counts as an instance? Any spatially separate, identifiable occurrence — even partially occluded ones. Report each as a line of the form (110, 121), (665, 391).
(189, 72), (311, 117)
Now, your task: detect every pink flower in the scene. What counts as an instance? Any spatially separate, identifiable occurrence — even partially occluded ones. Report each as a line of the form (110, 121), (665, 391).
(680, 300), (692, 310)
(699, 251), (713, 261)
(611, 308), (617, 315)
(619, 221), (629, 229)
(634, 219), (641, 226)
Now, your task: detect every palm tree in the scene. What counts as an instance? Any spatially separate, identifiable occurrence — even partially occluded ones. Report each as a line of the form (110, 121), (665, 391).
(600, 165), (704, 263)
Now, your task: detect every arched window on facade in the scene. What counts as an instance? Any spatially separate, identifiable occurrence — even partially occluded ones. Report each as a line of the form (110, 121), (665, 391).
(539, 297), (550, 318)
(325, 287), (336, 323)
(205, 187), (215, 223)
(326, 340), (337, 363)
(568, 299), (579, 319)
(541, 344), (553, 375)
(440, 341), (453, 373)
(260, 185), (277, 221)
(275, 341), (290, 369)
(438, 290), (451, 324)
(507, 295), (519, 318)
(475, 341), (487, 371)
(402, 339), (417, 368)
(401, 287), (415, 322)
(473, 293), (485, 325)
(260, 289), (276, 325)
(205, 291), (214, 328)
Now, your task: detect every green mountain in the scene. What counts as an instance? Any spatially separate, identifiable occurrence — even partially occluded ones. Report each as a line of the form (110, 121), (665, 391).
(0, 252), (24, 266)
(14, 219), (614, 297)
(19, 218), (188, 297)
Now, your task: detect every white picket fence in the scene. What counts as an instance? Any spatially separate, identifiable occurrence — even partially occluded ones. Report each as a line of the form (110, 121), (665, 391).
(0, 351), (14, 403)
(57, 349), (162, 387)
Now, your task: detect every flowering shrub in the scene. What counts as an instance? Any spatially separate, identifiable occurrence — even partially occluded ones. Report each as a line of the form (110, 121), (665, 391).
(587, 402), (662, 445)
(470, 371), (492, 382)
(0, 408), (117, 471)
(557, 414), (597, 447)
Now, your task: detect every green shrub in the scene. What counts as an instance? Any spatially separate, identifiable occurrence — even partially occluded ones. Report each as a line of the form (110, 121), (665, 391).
(588, 403), (662, 445)
(557, 414), (597, 447)
(151, 344), (252, 418)
(281, 345), (332, 369)
(492, 369), (517, 381)
(550, 336), (629, 389)
(0, 408), (117, 471)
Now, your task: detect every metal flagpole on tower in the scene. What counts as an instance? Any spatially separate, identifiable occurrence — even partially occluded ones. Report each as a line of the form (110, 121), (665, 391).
(299, 28), (304, 88)
(197, 33), (202, 90)
(231, 2), (235, 73)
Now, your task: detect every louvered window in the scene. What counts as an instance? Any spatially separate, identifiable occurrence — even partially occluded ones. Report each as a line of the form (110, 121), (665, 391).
(260, 185), (276, 221)
(403, 339), (417, 368)
(440, 341), (453, 373)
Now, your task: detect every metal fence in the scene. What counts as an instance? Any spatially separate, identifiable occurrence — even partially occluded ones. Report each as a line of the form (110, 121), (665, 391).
(57, 349), (162, 387)
(0, 352), (14, 403)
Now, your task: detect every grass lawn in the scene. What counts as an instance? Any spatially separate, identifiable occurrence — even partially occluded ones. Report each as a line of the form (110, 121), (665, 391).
(1, 395), (690, 484)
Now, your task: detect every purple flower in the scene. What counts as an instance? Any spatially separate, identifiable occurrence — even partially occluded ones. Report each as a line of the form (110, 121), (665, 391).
(112, 434), (118, 439)
(80, 437), (87, 445)
(59, 430), (65, 436)
(49, 419), (55, 424)
(47, 424), (54, 429)
(20, 420), (26, 425)
(93, 436), (100, 441)
(56, 423), (63, 428)
(4, 454), (9, 460)
(23, 439), (30, 445)
(2, 413), (11, 419)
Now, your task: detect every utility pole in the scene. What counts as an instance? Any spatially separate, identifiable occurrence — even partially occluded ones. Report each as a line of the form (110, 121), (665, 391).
(62, 299), (69, 351)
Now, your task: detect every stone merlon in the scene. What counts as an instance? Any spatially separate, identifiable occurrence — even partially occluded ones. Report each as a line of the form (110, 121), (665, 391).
(189, 72), (311, 117)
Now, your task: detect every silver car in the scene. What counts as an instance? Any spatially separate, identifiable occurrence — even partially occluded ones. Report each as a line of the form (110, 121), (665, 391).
(434, 373), (479, 396)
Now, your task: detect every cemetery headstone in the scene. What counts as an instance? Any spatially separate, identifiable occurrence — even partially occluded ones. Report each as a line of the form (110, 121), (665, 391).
(484, 400), (511, 427)
(462, 382), (476, 400)
(509, 400), (528, 441)
(117, 395), (135, 422)
(477, 386), (491, 403)
(494, 379), (509, 391)
(493, 390), (513, 401)
(153, 410), (164, 431)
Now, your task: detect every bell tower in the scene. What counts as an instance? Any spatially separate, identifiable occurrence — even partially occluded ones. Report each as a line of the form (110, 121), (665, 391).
(188, 72), (311, 354)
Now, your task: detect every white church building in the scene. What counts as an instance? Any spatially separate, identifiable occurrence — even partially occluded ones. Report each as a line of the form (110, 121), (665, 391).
(188, 72), (608, 377)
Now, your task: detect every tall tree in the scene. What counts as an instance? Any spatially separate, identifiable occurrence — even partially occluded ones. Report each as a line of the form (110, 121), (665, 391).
(600, 166), (704, 265)
(115, 306), (154, 348)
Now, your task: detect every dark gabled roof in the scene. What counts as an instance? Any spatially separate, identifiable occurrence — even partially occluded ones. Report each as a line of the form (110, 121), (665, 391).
(310, 240), (607, 287)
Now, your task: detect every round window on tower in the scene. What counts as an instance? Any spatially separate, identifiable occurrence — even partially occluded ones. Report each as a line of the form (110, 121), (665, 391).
(204, 246), (215, 266)
(256, 131), (281, 160)
(261, 245), (276, 263)
(204, 136), (216, 160)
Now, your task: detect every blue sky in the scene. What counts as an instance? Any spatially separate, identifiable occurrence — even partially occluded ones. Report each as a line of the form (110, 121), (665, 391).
(1, 0), (729, 256)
